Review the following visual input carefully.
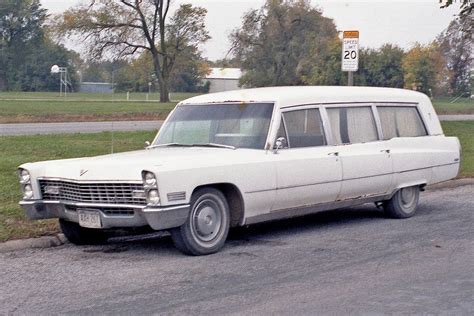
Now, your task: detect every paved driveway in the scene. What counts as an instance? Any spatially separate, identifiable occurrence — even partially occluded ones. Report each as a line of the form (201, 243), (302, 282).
(1, 185), (473, 314)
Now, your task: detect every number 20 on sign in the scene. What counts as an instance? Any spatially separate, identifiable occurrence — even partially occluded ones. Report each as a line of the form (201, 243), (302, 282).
(342, 30), (359, 72)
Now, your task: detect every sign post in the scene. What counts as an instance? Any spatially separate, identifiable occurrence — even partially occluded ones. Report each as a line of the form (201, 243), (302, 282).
(342, 30), (359, 86)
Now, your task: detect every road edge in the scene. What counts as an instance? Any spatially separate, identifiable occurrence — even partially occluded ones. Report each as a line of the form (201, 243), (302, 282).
(0, 234), (68, 253)
(1, 178), (472, 253)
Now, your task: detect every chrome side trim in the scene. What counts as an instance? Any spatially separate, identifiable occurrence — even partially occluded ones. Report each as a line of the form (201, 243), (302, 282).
(245, 194), (391, 225)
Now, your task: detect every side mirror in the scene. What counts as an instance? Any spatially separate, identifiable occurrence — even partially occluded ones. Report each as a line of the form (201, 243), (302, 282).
(145, 141), (151, 148)
(273, 137), (287, 154)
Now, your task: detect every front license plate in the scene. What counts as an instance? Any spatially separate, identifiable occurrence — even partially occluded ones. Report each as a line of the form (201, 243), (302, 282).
(78, 210), (102, 229)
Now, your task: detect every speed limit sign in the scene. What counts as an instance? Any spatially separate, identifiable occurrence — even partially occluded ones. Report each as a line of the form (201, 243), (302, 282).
(342, 30), (359, 72)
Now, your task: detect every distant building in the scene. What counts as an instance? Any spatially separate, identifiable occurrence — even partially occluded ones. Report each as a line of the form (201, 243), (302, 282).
(80, 82), (114, 94)
(205, 68), (242, 93)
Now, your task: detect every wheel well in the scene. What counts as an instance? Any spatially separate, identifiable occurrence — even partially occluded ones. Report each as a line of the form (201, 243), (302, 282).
(192, 183), (244, 227)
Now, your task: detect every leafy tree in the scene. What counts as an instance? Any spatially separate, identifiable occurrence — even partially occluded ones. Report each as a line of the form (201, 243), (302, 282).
(230, 0), (338, 87)
(402, 43), (447, 95)
(115, 48), (210, 93)
(56, 1), (210, 102)
(439, 0), (473, 33)
(436, 19), (472, 96)
(0, 0), (77, 91)
(356, 44), (404, 88)
(302, 37), (345, 86)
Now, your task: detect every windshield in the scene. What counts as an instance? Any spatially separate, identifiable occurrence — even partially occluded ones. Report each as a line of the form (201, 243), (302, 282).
(154, 103), (274, 149)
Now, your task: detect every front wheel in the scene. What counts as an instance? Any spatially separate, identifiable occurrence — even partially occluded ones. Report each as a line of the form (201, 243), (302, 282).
(383, 186), (420, 219)
(171, 188), (230, 256)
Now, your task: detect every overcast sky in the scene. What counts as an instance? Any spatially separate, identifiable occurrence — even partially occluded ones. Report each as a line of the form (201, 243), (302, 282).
(41, 0), (461, 61)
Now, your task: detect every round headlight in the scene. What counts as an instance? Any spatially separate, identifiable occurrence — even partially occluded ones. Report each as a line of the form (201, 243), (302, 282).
(144, 172), (156, 186)
(147, 189), (160, 205)
(20, 169), (30, 183)
(23, 184), (34, 199)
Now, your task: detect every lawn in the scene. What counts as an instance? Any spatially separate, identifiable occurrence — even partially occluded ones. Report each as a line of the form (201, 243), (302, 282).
(0, 92), (199, 123)
(0, 121), (472, 242)
(432, 97), (473, 115)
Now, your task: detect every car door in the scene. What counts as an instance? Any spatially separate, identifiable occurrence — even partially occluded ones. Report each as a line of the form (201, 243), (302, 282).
(271, 106), (343, 211)
(325, 105), (393, 200)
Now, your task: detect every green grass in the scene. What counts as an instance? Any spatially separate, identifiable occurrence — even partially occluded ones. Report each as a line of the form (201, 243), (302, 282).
(442, 121), (474, 178)
(433, 97), (473, 115)
(0, 131), (155, 242)
(0, 121), (472, 242)
(0, 92), (200, 123)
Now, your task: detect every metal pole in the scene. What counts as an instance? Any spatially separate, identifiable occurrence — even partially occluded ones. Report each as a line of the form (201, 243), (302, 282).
(348, 71), (354, 86)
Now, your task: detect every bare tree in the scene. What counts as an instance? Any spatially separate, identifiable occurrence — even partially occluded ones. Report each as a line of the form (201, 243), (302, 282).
(56, 0), (209, 102)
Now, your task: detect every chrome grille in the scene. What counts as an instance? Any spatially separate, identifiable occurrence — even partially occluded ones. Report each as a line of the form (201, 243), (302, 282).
(39, 180), (146, 205)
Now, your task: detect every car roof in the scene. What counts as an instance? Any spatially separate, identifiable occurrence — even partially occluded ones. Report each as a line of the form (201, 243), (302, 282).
(179, 86), (429, 108)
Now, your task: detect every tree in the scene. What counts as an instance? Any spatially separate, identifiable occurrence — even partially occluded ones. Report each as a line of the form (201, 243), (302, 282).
(56, 1), (210, 102)
(436, 19), (472, 96)
(439, 0), (473, 33)
(402, 43), (447, 95)
(230, 0), (339, 87)
(356, 44), (404, 88)
(115, 48), (210, 93)
(0, 0), (77, 91)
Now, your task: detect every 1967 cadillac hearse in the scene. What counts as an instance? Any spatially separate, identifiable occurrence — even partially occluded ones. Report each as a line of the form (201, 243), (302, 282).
(18, 86), (461, 255)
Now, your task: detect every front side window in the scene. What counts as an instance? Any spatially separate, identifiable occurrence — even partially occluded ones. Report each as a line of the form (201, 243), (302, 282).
(377, 106), (427, 139)
(155, 103), (274, 149)
(282, 109), (326, 148)
(327, 106), (378, 144)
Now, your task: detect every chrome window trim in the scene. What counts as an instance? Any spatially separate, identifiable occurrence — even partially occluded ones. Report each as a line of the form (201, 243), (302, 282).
(279, 104), (329, 149)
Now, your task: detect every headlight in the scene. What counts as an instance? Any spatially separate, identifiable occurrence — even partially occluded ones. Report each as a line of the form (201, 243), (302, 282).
(143, 171), (157, 186)
(147, 189), (160, 205)
(22, 184), (34, 199)
(19, 169), (31, 184)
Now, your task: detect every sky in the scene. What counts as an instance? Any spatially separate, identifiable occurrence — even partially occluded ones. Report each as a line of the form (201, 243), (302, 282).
(41, 0), (461, 61)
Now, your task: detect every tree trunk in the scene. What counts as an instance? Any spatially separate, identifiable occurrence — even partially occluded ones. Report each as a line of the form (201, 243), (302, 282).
(158, 75), (170, 103)
(150, 48), (170, 103)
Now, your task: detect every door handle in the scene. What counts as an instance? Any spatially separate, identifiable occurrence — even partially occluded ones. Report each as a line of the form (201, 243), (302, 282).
(328, 152), (339, 156)
(380, 149), (391, 154)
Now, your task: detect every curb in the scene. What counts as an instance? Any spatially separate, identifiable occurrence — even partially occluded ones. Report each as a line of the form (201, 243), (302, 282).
(0, 234), (68, 253)
(426, 178), (474, 191)
(0, 179), (472, 253)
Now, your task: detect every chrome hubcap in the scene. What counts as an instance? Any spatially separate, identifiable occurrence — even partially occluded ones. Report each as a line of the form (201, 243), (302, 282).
(400, 187), (416, 207)
(192, 199), (222, 242)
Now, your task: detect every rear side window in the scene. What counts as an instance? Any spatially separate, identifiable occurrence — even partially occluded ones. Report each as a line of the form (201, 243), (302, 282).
(282, 109), (326, 148)
(378, 106), (427, 139)
(327, 107), (378, 144)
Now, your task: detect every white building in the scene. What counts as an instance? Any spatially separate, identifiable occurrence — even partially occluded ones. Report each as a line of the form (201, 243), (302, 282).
(205, 68), (242, 93)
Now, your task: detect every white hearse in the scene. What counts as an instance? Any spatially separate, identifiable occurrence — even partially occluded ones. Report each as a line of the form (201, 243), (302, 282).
(18, 87), (461, 255)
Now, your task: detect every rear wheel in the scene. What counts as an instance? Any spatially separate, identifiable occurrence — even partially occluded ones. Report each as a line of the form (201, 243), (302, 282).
(383, 186), (420, 219)
(59, 219), (109, 245)
(171, 188), (230, 256)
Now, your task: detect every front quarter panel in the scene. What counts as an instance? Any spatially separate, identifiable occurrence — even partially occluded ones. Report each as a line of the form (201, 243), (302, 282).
(152, 151), (277, 218)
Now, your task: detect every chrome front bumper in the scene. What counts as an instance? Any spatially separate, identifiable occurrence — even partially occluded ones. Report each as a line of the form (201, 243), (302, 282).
(20, 200), (190, 231)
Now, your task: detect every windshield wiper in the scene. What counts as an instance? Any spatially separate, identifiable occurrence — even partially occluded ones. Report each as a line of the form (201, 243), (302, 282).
(147, 143), (193, 149)
(191, 143), (236, 150)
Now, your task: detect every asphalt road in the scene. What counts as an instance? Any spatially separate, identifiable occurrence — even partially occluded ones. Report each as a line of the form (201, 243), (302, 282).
(1, 115), (473, 136)
(1, 185), (473, 315)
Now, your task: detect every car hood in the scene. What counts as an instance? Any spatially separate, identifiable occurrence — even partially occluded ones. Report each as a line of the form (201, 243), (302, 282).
(20, 147), (262, 181)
